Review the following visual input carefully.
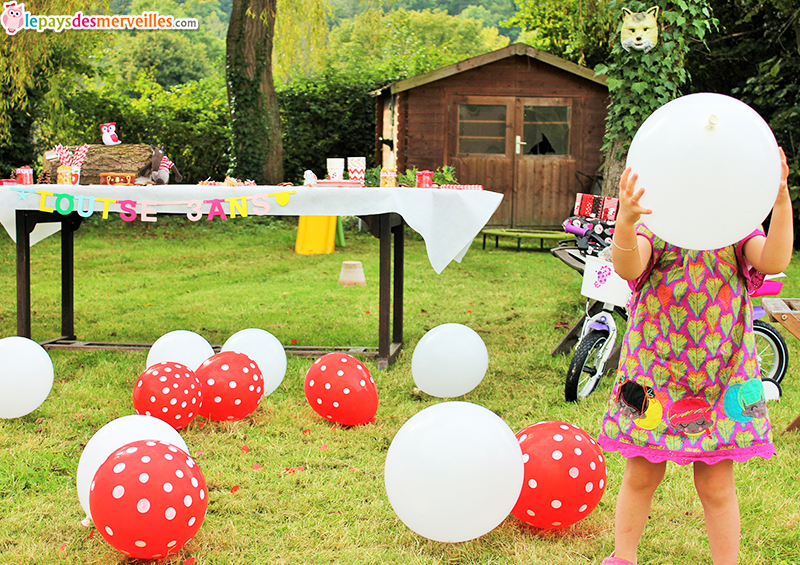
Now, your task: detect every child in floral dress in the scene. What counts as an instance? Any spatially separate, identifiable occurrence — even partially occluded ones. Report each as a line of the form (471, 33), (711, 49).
(599, 148), (793, 565)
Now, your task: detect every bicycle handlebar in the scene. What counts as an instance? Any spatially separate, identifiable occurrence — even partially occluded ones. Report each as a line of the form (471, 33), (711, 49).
(563, 223), (589, 236)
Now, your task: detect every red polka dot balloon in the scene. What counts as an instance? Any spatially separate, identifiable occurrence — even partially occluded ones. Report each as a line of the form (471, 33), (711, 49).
(89, 440), (208, 559)
(304, 353), (378, 426)
(132, 362), (203, 430)
(195, 351), (264, 421)
(512, 421), (606, 529)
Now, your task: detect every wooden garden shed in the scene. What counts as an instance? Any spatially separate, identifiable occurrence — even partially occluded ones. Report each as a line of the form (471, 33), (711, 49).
(374, 43), (609, 229)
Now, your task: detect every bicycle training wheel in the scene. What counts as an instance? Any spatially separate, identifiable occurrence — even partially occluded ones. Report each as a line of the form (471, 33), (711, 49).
(565, 330), (609, 402)
(753, 320), (789, 384)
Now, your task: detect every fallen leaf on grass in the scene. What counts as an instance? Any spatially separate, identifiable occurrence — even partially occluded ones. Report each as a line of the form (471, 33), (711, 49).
(230, 485), (240, 493)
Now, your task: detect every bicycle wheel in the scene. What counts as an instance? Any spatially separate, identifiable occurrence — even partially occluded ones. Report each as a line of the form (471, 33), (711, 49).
(565, 330), (609, 402)
(753, 320), (789, 384)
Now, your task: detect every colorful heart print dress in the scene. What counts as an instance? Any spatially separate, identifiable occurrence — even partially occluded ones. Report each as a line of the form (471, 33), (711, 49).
(598, 224), (774, 464)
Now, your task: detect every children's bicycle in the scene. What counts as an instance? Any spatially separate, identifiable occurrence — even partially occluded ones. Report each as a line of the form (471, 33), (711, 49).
(555, 221), (630, 402)
(563, 254), (630, 402)
(556, 221), (788, 401)
(751, 276), (789, 386)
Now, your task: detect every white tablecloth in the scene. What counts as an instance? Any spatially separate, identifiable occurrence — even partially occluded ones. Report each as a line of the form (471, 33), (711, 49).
(0, 185), (503, 274)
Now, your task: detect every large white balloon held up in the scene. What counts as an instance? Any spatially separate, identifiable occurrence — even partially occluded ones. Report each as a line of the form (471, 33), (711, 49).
(626, 93), (781, 250)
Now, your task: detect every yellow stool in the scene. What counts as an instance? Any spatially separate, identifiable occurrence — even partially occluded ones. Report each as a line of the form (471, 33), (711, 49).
(295, 216), (337, 255)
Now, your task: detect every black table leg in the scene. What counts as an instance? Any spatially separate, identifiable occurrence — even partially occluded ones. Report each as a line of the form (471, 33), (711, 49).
(16, 210), (32, 339)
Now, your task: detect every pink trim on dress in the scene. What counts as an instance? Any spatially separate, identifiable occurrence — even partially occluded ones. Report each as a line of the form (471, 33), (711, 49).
(599, 435), (775, 465)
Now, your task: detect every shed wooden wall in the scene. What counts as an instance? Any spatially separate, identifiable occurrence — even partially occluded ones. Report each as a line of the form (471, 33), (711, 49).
(399, 54), (607, 178)
(385, 54), (608, 228)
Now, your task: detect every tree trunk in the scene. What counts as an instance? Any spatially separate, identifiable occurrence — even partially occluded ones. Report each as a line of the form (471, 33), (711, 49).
(226, 0), (284, 184)
(601, 137), (628, 198)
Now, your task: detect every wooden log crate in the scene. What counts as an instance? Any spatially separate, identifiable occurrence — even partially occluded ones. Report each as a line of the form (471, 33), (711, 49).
(43, 144), (153, 185)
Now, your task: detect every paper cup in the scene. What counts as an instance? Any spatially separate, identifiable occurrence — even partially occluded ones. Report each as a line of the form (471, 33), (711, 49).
(347, 157), (366, 182)
(327, 158), (345, 181)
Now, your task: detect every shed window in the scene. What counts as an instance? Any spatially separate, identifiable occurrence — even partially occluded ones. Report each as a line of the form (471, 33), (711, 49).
(458, 104), (507, 154)
(523, 105), (571, 155)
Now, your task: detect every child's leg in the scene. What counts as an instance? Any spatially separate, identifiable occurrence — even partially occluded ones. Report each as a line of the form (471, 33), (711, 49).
(613, 456), (667, 564)
(693, 460), (740, 565)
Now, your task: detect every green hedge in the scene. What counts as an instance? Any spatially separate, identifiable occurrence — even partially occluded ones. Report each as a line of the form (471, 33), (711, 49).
(43, 73), (381, 186)
(278, 75), (381, 184)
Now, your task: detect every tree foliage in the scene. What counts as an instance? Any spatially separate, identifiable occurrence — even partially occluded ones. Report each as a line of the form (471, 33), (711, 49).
(272, 0), (332, 84)
(106, 0), (226, 88)
(47, 74), (231, 183)
(594, 0), (717, 194)
(278, 74), (379, 183)
(0, 0), (107, 173)
(323, 8), (509, 82)
(504, 0), (616, 68)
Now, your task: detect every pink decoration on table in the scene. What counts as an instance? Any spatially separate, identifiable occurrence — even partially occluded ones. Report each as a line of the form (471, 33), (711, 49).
(415, 170), (434, 188)
(512, 421), (607, 529)
(15, 166), (33, 184)
(438, 184), (484, 190)
(304, 353), (378, 426)
(89, 439), (208, 559)
(132, 362), (203, 430)
(195, 351), (264, 421)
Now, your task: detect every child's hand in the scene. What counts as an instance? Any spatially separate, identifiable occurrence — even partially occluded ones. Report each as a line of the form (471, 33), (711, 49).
(618, 167), (652, 227)
(776, 147), (791, 207)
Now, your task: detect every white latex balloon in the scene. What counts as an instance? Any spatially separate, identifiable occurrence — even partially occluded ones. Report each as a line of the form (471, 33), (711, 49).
(626, 92), (781, 250)
(221, 328), (287, 396)
(411, 323), (489, 398)
(0, 336), (54, 418)
(146, 330), (215, 371)
(76, 414), (189, 519)
(384, 401), (524, 543)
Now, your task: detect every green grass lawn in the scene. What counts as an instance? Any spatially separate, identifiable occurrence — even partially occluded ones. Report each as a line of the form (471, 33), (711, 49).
(1, 216), (800, 564)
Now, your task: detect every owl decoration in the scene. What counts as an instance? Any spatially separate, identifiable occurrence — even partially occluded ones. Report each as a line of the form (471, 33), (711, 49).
(100, 122), (121, 145)
(621, 6), (659, 52)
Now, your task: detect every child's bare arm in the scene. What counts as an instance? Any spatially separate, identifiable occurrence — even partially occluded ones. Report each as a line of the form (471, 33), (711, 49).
(613, 167), (654, 280)
(744, 148), (794, 274)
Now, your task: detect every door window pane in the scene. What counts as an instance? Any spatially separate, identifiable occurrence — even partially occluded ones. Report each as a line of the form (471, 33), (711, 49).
(458, 104), (507, 155)
(523, 105), (571, 155)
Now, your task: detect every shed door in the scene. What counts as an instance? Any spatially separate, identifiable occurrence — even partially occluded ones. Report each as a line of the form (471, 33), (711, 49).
(448, 96), (578, 229)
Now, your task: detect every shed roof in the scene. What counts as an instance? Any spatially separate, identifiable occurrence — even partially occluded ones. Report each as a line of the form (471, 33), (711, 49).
(387, 42), (608, 95)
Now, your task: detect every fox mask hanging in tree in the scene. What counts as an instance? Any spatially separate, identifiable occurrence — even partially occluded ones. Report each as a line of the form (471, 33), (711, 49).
(621, 6), (659, 52)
